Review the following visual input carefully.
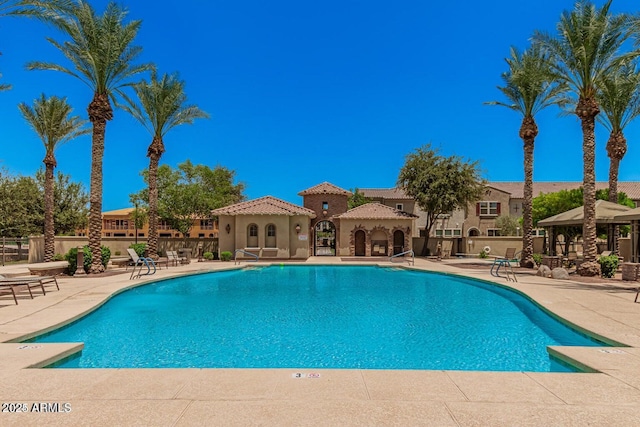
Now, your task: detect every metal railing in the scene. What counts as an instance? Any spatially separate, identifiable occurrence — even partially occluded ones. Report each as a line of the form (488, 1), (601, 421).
(389, 249), (414, 265)
(130, 257), (157, 279)
(234, 249), (259, 264)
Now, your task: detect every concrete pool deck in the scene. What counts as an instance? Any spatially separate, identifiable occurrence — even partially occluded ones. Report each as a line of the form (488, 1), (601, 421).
(1, 258), (639, 426)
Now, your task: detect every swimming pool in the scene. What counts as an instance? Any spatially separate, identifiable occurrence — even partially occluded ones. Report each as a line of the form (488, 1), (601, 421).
(33, 265), (604, 371)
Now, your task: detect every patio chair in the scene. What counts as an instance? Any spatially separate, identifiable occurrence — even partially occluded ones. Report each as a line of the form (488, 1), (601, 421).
(490, 248), (518, 282)
(167, 250), (188, 265)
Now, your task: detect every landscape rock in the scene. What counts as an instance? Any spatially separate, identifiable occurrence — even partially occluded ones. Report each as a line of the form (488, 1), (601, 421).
(551, 267), (570, 280)
(577, 261), (601, 277)
(536, 265), (551, 278)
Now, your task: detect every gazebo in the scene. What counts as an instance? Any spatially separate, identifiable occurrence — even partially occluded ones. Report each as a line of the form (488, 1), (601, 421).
(613, 207), (640, 263)
(537, 200), (632, 255)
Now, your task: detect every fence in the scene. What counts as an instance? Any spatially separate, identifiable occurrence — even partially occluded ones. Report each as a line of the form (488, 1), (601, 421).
(1, 237), (30, 265)
(28, 236), (219, 263)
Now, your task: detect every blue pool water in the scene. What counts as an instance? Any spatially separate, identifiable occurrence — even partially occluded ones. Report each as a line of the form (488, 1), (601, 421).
(33, 266), (604, 371)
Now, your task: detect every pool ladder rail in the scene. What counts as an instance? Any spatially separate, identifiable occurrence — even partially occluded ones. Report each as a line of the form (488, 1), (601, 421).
(129, 257), (157, 279)
(234, 249), (259, 265)
(389, 250), (415, 265)
(490, 258), (518, 282)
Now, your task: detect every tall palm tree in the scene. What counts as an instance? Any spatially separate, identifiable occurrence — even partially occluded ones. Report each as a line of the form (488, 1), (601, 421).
(597, 63), (640, 203)
(533, 0), (635, 276)
(487, 45), (565, 268)
(18, 94), (88, 261)
(597, 63), (640, 255)
(26, 1), (151, 273)
(121, 71), (209, 259)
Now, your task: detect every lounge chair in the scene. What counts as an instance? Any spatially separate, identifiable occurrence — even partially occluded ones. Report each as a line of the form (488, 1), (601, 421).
(490, 248), (517, 282)
(167, 250), (188, 266)
(0, 274), (59, 303)
(0, 283), (19, 304)
(127, 248), (158, 279)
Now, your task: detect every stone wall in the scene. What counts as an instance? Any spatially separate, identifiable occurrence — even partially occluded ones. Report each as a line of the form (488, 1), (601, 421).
(28, 236), (218, 263)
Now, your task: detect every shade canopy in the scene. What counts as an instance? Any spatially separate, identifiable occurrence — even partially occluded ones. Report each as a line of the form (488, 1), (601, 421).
(613, 206), (640, 221)
(537, 200), (632, 227)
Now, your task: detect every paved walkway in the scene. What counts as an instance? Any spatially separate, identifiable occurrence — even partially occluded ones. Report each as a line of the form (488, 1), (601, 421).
(1, 258), (639, 426)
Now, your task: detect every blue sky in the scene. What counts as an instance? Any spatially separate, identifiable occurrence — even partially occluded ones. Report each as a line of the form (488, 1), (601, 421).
(1, 0), (639, 210)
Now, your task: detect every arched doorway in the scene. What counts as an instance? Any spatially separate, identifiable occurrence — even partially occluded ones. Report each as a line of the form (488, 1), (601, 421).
(315, 220), (336, 256)
(393, 230), (404, 255)
(354, 230), (366, 256)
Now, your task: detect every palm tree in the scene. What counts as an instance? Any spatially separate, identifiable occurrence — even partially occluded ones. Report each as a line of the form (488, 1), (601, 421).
(18, 94), (88, 261)
(121, 71), (209, 258)
(596, 62), (640, 255)
(533, 0), (635, 276)
(487, 45), (565, 268)
(26, 1), (151, 273)
(597, 63), (640, 203)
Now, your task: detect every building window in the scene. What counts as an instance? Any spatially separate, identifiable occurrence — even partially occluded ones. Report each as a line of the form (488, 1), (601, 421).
(322, 201), (329, 210)
(198, 233), (205, 238)
(200, 219), (214, 230)
(396, 203), (403, 211)
(435, 228), (462, 237)
(160, 233), (171, 237)
(487, 228), (501, 236)
(477, 201), (500, 216)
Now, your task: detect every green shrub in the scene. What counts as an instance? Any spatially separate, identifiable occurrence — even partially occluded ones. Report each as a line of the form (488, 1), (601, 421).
(598, 254), (619, 278)
(203, 251), (214, 260)
(52, 253), (66, 261)
(220, 251), (233, 261)
(64, 245), (111, 275)
(532, 253), (543, 267)
(479, 250), (487, 259)
(114, 250), (121, 256)
(129, 243), (146, 257)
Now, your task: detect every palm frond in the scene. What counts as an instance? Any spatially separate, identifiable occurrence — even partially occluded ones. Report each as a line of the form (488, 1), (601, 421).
(18, 94), (90, 161)
(27, 1), (152, 98)
(533, 0), (636, 100)
(487, 44), (565, 118)
(596, 61), (640, 132)
(122, 70), (209, 140)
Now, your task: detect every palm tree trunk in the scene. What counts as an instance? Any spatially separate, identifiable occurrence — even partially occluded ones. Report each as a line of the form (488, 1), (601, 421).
(147, 154), (160, 259)
(147, 136), (165, 260)
(43, 157), (56, 262)
(87, 92), (113, 274)
(576, 96), (600, 276)
(607, 130), (626, 255)
(520, 116), (537, 268)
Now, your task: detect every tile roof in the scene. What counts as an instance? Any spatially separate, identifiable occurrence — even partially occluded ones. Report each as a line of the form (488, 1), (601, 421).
(335, 203), (418, 220)
(488, 182), (640, 200)
(359, 188), (413, 200)
(211, 196), (316, 217)
(298, 182), (351, 196)
(102, 208), (135, 216)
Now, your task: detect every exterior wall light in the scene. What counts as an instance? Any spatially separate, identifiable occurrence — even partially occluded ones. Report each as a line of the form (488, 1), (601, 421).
(225, 224), (231, 234)
(295, 224), (301, 234)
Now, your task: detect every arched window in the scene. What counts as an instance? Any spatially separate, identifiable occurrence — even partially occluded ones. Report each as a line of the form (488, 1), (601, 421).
(265, 224), (276, 248)
(247, 224), (258, 247)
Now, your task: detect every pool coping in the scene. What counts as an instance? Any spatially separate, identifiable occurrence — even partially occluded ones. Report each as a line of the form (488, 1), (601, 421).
(1, 257), (640, 425)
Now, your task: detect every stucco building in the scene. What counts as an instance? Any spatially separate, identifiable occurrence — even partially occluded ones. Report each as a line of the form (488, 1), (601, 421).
(214, 182), (417, 259)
